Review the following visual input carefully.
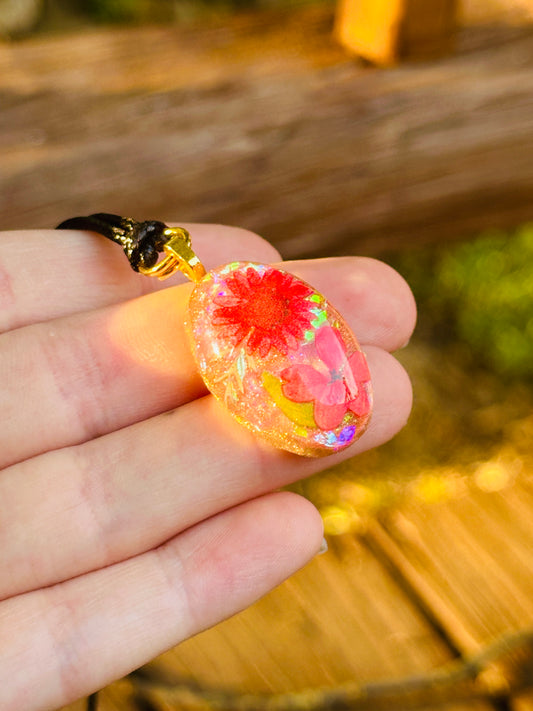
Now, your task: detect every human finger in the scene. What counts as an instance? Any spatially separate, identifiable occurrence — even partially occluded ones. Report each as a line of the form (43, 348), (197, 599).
(0, 257), (415, 469)
(0, 224), (281, 334)
(289, 256), (416, 353)
(0, 347), (410, 599)
(0, 492), (323, 711)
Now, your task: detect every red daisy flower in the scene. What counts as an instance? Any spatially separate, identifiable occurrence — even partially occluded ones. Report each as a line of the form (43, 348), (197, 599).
(211, 266), (314, 357)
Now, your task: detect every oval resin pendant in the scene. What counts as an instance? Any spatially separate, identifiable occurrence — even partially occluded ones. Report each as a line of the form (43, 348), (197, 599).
(186, 262), (372, 457)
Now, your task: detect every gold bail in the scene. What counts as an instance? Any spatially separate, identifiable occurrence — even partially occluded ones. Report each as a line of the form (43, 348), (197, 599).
(138, 227), (207, 282)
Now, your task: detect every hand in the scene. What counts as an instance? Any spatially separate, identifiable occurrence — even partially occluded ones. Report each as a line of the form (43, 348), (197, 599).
(0, 224), (415, 710)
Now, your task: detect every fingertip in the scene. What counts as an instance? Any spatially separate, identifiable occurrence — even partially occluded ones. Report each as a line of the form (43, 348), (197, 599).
(285, 256), (417, 353)
(342, 256), (417, 353)
(363, 346), (413, 448)
(365, 257), (418, 351)
(172, 491), (325, 637)
(274, 491), (325, 560)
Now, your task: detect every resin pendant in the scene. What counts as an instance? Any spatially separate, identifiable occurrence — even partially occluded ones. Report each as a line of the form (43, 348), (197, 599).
(187, 262), (372, 457)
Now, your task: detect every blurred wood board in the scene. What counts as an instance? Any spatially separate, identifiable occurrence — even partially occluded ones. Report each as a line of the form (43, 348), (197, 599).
(335, 0), (457, 65)
(369, 478), (533, 652)
(461, 0), (533, 24)
(1, 5), (533, 259)
(364, 474), (533, 705)
(128, 475), (533, 710)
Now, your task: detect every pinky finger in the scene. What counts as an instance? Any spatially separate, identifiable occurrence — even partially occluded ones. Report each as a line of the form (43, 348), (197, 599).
(0, 492), (323, 711)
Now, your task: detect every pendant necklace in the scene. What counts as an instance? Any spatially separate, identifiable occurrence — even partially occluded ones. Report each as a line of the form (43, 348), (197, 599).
(57, 214), (372, 457)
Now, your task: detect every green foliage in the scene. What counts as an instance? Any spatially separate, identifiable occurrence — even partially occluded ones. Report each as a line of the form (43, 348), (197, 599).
(81, 0), (318, 23)
(83, 0), (151, 22)
(81, 0), (276, 23)
(395, 224), (533, 380)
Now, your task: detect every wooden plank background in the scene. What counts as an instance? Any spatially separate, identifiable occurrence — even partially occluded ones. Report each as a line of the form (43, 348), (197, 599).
(65, 470), (532, 711)
(1, 5), (533, 258)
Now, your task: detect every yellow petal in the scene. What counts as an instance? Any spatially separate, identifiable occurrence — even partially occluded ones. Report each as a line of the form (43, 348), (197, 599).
(261, 371), (317, 429)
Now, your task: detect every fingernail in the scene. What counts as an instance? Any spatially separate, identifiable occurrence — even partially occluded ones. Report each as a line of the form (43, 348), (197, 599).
(317, 537), (329, 556)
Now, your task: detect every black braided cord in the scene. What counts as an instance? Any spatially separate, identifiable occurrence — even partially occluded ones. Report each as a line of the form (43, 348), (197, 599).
(56, 213), (171, 272)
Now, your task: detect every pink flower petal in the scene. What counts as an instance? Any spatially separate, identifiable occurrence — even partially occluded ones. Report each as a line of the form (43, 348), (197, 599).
(321, 379), (347, 406)
(314, 401), (348, 430)
(348, 351), (371, 382)
(280, 329), (299, 352)
(281, 365), (328, 403)
(315, 326), (348, 372)
(348, 388), (370, 417)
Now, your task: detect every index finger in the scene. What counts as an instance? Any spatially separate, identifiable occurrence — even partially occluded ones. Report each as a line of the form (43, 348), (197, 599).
(0, 224), (281, 333)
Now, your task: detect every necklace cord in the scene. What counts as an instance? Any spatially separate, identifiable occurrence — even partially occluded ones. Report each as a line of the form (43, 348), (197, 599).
(56, 213), (170, 272)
